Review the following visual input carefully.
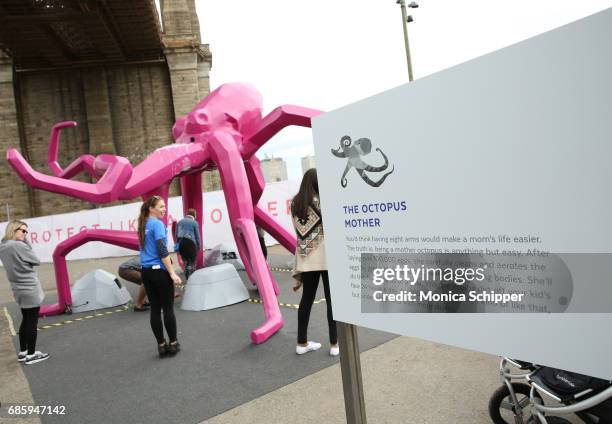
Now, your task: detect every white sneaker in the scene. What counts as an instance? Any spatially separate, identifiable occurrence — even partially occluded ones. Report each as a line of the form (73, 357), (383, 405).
(330, 346), (340, 357)
(296, 341), (321, 355)
(25, 351), (50, 365)
(17, 351), (27, 362)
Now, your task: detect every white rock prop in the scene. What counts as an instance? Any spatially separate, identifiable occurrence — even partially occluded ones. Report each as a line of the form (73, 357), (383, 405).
(71, 269), (132, 313)
(181, 263), (249, 311)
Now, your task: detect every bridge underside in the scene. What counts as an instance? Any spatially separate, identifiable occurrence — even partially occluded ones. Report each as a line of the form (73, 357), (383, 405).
(0, 0), (164, 72)
(0, 0), (214, 220)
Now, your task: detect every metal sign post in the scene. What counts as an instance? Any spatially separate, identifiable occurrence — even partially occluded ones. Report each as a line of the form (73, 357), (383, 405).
(338, 321), (367, 424)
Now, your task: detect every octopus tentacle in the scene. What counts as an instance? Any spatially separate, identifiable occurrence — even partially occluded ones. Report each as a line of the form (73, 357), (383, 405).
(340, 163), (352, 187)
(363, 148), (390, 172)
(357, 165), (394, 187)
(331, 147), (348, 158)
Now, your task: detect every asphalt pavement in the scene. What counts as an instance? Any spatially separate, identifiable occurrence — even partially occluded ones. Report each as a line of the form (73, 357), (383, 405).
(0, 251), (578, 424)
(1, 255), (394, 424)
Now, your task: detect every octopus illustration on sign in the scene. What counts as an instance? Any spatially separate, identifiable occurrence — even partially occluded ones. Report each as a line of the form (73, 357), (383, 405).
(6, 82), (323, 344)
(331, 135), (394, 187)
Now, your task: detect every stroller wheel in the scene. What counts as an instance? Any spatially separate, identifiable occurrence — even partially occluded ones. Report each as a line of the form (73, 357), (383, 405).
(489, 383), (541, 424)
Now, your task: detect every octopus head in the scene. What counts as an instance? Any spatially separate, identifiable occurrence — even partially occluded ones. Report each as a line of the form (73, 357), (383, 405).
(173, 82), (264, 145)
(354, 138), (372, 155)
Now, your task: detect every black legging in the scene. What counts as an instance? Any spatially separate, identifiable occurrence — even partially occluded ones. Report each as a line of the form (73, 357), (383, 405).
(141, 268), (177, 344)
(19, 307), (40, 355)
(297, 271), (337, 345)
(178, 238), (197, 280)
(258, 237), (268, 259)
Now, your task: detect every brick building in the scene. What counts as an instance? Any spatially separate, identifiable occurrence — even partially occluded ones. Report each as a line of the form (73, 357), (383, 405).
(301, 155), (316, 174)
(260, 156), (288, 183)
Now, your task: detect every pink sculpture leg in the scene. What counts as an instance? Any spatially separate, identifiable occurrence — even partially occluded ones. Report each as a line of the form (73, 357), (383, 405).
(7, 149), (133, 203)
(180, 172), (204, 268)
(47, 121), (78, 176)
(241, 155), (292, 296)
(245, 156), (297, 253)
(233, 156), (279, 294)
(240, 105), (323, 160)
(244, 156), (280, 296)
(47, 121), (99, 180)
(241, 103), (323, 252)
(8, 82), (324, 344)
(55, 154), (98, 180)
(254, 207), (296, 254)
(41, 229), (139, 316)
(209, 130), (283, 344)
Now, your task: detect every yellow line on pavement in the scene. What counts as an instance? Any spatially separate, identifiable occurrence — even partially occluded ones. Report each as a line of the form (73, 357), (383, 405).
(35, 305), (130, 332)
(3, 306), (17, 336)
(270, 267), (292, 273)
(247, 298), (326, 310)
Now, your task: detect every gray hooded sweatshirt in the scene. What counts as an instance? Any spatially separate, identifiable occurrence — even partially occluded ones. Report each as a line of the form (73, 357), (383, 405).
(0, 239), (45, 308)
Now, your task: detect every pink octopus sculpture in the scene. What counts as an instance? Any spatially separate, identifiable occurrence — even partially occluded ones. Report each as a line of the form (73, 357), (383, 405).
(6, 82), (323, 344)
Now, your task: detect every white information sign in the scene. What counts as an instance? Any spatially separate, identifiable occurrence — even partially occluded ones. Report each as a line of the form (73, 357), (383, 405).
(312, 8), (612, 378)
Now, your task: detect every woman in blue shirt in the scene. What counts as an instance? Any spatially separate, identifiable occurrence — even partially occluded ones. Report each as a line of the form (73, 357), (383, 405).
(138, 195), (182, 357)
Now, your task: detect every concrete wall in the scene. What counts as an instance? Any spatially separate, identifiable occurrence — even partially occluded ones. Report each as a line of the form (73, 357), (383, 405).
(0, 63), (178, 219)
(0, 53), (33, 221)
(16, 69), (93, 217)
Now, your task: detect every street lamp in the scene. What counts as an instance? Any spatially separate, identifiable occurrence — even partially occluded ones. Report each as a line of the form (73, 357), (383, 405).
(396, 0), (418, 81)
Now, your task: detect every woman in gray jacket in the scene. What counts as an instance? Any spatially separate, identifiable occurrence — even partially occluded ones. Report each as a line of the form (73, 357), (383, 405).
(0, 220), (49, 364)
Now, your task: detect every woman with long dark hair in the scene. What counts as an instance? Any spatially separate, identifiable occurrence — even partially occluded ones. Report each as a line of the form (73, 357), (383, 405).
(138, 195), (182, 357)
(291, 168), (338, 356)
(0, 220), (49, 364)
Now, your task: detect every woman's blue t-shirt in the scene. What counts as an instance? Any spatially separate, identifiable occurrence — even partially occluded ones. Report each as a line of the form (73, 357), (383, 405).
(140, 217), (167, 271)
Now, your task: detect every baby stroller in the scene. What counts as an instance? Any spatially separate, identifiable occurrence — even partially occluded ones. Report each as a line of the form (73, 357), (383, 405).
(489, 357), (612, 423)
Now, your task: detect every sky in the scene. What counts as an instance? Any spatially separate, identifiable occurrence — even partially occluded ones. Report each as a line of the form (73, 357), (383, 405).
(185, 0), (612, 180)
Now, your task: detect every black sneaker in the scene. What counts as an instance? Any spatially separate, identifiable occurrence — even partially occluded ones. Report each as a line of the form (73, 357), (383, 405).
(166, 341), (180, 356)
(158, 342), (168, 357)
(133, 304), (149, 312)
(25, 351), (50, 365)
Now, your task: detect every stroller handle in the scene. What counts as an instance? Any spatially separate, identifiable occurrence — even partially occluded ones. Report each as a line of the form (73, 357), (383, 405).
(500, 357), (536, 380)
